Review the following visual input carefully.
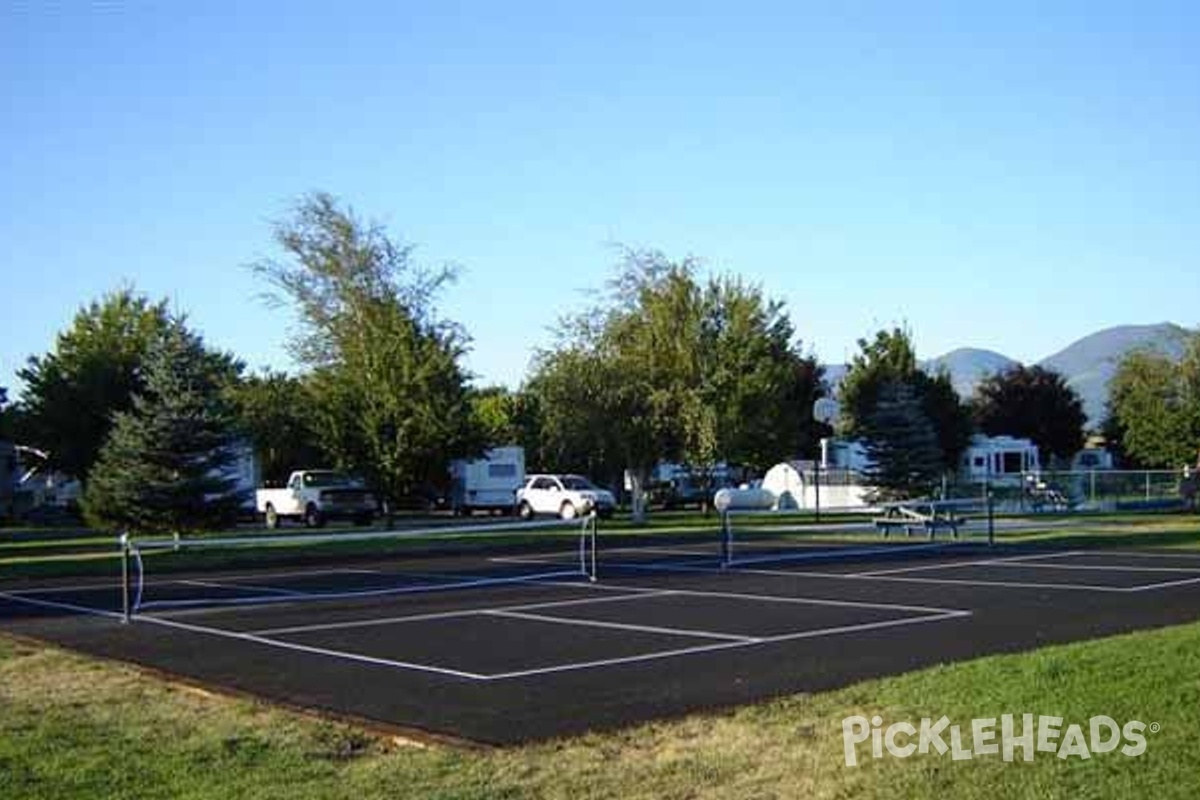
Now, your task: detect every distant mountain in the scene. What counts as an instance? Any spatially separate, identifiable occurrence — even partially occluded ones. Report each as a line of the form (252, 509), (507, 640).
(822, 323), (1193, 427)
(921, 348), (1019, 399)
(1037, 323), (1192, 425)
(821, 350), (1017, 403)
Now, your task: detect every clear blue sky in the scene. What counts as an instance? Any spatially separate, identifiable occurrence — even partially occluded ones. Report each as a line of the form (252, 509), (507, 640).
(3, 2), (1198, 395)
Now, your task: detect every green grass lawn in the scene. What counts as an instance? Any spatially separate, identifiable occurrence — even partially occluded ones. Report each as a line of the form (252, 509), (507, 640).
(2, 617), (1199, 799)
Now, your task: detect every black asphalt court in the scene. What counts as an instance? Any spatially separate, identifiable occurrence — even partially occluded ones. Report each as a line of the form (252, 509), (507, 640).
(5, 544), (1200, 744)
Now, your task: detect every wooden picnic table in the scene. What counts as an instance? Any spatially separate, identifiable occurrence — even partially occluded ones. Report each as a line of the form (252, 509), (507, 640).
(873, 500), (967, 539)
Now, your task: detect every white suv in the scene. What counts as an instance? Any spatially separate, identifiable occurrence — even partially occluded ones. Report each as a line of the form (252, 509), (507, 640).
(516, 474), (616, 520)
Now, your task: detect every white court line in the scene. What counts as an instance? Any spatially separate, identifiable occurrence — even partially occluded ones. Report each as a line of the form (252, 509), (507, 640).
(1089, 550), (1200, 561)
(725, 565), (1189, 593)
(128, 612), (493, 680)
(0, 589), (125, 621)
(181, 579), (312, 597)
(725, 541), (955, 567)
(254, 580), (960, 636)
(8, 567), (383, 597)
(1128, 575), (1200, 592)
(827, 574), (1133, 593)
(138, 567), (588, 611)
(616, 584), (964, 616)
(503, 550), (1161, 594)
(252, 589), (675, 636)
(485, 609), (759, 642)
(483, 610), (970, 681)
(982, 562), (1200, 574)
(6, 572), (972, 682)
(852, 550), (1086, 576)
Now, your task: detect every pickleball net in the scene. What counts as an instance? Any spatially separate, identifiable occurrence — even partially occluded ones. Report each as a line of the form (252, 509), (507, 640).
(119, 515), (598, 620)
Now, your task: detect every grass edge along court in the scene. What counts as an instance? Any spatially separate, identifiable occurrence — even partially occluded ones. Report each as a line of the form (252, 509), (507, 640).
(3, 613), (1200, 799)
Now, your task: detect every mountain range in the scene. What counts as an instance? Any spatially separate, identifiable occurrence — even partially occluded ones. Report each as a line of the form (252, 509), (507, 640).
(825, 323), (1193, 426)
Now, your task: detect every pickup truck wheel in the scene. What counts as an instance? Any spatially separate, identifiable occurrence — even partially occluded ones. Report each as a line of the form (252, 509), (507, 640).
(304, 504), (324, 528)
(559, 501), (578, 520)
(517, 501), (534, 520)
(264, 504), (279, 530)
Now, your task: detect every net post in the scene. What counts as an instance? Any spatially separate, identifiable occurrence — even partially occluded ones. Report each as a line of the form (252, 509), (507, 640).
(120, 532), (132, 624)
(589, 511), (598, 582)
(719, 510), (731, 567)
(986, 489), (995, 547)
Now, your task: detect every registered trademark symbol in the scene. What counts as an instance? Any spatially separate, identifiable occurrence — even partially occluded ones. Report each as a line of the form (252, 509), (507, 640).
(1149, 722), (1161, 734)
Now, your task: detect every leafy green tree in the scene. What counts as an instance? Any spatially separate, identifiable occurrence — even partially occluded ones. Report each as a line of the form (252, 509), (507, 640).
(1107, 340), (1200, 468)
(468, 385), (525, 447)
(916, 370), (974, 471)
(16, 290), (174, 483)
(839, 327), (972, 472)
(254, 192), (483, 509)
(701, 276), (826, 473)
(523, 347), (635, 489)
(229, 371), (325, 485)
(527, 248), (823, 521)
(860, 382), (944, 501)
(971, 365), (1086, 465)
(83, 322), (244, 533)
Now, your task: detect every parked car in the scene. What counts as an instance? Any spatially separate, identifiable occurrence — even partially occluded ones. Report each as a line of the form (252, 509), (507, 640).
(255, 470), (376, 528)
(515, 474), (616, 520)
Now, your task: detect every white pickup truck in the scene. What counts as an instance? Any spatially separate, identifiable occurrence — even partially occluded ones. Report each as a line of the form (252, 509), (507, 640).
(255, 470), (377, 529)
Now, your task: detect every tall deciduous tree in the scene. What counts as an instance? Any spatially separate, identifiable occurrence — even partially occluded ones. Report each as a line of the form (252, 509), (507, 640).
(83, 322), (244, 533)
(254, 192), (483, 509)
(16, 290), (175, 483)
(971, 365), (1086, 465)
(526, 248), (823, 521)
(1107, 337), (1200, 468)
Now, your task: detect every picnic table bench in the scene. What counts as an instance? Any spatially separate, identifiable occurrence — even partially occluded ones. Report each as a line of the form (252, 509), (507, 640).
(873, 500), (967, 539)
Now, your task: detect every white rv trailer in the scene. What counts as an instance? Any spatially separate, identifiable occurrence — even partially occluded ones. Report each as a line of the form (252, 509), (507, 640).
(450, 446), (526, 515)
(960, 435), (1041, 484)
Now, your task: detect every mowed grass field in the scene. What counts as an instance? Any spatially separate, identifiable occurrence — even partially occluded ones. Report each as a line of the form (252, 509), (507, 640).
(1, 511), (1199, 797)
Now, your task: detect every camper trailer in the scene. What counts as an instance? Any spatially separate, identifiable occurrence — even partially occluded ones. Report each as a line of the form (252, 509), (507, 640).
(960, 435), (1041, 484)
(450, 446), (526, 515)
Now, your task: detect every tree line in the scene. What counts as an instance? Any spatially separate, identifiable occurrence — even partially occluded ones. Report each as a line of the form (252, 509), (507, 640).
(2, 192), (1197, 532)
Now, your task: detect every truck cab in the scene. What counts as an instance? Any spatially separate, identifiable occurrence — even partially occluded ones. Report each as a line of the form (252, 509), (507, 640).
(255, 470), (376, 529)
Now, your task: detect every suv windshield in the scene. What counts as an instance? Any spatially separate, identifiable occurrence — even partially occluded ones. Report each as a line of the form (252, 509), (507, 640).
(561, 475), (598, 491)
(302, 472), (356, 488)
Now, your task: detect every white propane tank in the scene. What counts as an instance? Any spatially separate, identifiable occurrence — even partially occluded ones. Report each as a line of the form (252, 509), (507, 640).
(713, 487), (776, 513)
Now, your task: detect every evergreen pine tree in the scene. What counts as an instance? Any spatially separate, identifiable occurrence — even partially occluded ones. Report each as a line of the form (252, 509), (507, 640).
(861, 382), (944, 502)
(84, 322), (243, 533)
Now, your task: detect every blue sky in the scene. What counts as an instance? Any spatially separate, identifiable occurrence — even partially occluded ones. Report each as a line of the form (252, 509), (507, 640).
(3, 2), (1198, 394)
